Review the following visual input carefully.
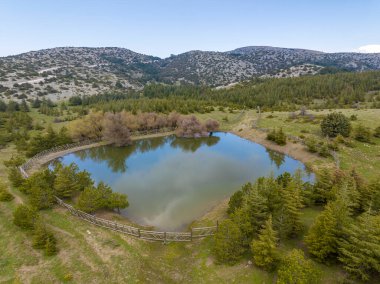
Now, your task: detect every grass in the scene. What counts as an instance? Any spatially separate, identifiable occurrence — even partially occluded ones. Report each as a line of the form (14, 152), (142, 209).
(255, 108), (380, 180)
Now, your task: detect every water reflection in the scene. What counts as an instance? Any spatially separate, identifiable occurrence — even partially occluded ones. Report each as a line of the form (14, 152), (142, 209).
(58, 132), (312, 230)
(266, 149), (285, 169)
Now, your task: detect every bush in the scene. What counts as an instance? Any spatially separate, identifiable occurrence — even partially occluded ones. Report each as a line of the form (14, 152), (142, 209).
(305, 137), (318, 153)
(277, 249), (320, 284)
(267, 128), (286, 145)
(32, 222), (58, 256)
(374, 126), (380, 138)
(321, 112), (351, 138)
(0, 187), (15, 202)
(13, 205), (39, 230)
(354, 124), (372, 143)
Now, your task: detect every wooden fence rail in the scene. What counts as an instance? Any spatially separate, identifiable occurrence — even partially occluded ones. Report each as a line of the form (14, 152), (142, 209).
(19, 128), (218, 242)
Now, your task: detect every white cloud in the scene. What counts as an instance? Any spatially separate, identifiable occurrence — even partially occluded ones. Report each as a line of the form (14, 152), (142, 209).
(355, 44), (380, 53)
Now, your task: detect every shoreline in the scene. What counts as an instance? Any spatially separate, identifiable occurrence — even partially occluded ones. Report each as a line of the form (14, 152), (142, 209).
(26, 128), (324, 230)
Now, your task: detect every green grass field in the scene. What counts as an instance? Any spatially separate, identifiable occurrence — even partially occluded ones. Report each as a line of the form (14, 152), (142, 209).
(255, 109), (380, 180)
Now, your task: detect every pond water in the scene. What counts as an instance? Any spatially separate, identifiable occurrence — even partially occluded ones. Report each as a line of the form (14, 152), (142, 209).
(56, 132), (312, 231)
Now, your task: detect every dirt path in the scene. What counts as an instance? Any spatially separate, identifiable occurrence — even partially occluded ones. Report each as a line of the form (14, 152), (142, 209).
(27, 131), (175, 174)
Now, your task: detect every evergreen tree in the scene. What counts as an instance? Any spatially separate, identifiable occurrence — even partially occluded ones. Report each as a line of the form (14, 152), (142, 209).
(28, 178), (55, 210)
(276, 180), (303, 238)
(277, 249), (320, 284)
(339, 213), (380, 281)
(54, 163), (80, 198)
(305, 196), (351, 262)
(45, 237), (58, 256)
(251, 215), (279, 270)
(243, 185), (269, 237)
(107, 192), (129, 213)
(0, 181), (14, 202)
(213, 219), (244, 264)
(321, 112), (351, 138)
(13, 205), (38, 230)
(75, 186), (103, 213)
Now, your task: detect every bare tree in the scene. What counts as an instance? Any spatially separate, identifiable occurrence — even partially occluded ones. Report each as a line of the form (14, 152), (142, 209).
(102, 112), (131, 146)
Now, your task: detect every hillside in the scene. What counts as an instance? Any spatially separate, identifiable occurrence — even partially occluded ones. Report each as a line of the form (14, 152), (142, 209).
(1, 46), (380, 101)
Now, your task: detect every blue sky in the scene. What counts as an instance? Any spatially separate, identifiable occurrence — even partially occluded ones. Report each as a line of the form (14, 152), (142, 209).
(1, 0), (379, 57)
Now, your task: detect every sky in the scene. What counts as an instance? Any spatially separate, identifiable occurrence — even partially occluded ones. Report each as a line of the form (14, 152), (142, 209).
(0, 0), (379, 58)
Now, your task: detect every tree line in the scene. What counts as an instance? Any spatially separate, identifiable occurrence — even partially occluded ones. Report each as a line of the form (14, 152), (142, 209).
(69, 111), (219, 146)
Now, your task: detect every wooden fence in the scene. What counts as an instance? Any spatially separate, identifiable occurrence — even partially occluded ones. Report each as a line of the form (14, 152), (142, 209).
(19, 128), (218, 242)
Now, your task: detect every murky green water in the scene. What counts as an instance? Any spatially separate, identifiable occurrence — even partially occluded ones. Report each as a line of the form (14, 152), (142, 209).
(57, 133), (312, 230)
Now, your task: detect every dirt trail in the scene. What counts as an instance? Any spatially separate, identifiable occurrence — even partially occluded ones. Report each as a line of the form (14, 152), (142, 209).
(27, 131), (174, 174)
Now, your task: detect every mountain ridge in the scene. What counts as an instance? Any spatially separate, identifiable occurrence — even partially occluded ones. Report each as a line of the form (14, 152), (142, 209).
(1, 46), (380, 101)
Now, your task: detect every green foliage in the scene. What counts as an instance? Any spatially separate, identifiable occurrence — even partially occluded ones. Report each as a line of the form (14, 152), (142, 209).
(32, 222), (58, 256)
(75, 182), (128, 213)
(276, 180), (304, 238)
(28, 177), (55, 210)
(26, 126), (72, 157)
(75, 186), (103, 213)
(251, 215), (279, 271)
(13, 204), (39, 230)
(213, 219), (244, 264)
(320, 112), (351, 138)
(339, 213), (380, 281)
(305, 196), (351, 262)
(305, 137), (318, 153)
(374, 126), (380, 138)
(354, 124), (372, 143)
(53, 163), (81, 198)
(0, 182), (14, 202)
(277, 249), (320, 284)
(267, 128), (286, 145)
(107, 192), (129, 213)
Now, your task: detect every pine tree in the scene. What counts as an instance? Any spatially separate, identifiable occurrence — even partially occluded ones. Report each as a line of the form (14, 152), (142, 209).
(29, 179), (55, 210)
(338, 213), (380, 281)
(251, 215), (279, 270)
(75, 186), (103, 213)
(213, 219), (244, 264)
(13, 205), (38, 230)
(54, 163), (80, 198)
(44, 236), (58, 256)
(107, 192), (129, 213)
(276, 180), (303, 238)
(244, 185), (269, 237)
(0, 182), (14, 202)
(305, 195), (351, 262)
(277, 249), (320, 284)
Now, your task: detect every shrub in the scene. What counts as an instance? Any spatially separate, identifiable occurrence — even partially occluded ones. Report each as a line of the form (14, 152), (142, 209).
(374, 126), (380, 138)
(354, 124), (372, 143)
(350, 114), (358, 121)
(305, 137), (318, 153)
(277, 249), (320, 284)
(13, 205), (38, 230)
(267, 128), (286, 145)
(0, 182), (14, 202)
(32, 222), (58, 256)
(321, 112), (351, 138)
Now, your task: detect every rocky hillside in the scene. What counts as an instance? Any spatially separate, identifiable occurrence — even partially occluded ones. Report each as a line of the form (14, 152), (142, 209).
(1, 46), (380, 101)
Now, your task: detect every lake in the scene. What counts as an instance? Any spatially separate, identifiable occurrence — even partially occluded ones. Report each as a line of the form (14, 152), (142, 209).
(56, 132), (312, 231)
